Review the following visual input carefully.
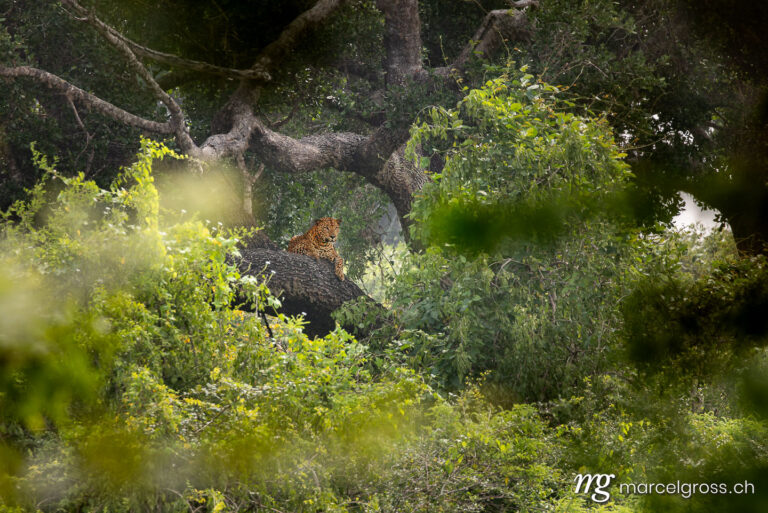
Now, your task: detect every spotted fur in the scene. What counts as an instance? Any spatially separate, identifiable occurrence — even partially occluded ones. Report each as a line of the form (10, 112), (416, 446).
(287, 217), (345, 281)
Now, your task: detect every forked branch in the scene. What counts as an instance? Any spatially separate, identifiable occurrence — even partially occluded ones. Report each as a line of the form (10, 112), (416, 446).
(60, 0), (197, 153)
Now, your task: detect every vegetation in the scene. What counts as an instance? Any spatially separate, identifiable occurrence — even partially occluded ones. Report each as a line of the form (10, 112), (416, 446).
(2, 1), (768, 512)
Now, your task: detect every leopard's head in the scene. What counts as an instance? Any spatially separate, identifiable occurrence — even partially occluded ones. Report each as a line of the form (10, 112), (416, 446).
(312, 217), (341, 244)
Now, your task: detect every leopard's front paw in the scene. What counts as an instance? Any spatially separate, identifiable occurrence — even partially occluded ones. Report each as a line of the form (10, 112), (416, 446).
(335, 259), (345, 281)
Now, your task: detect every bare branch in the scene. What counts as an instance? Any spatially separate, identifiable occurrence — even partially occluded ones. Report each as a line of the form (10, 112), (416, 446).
(436, 5), (535, 76)
(253, 0), (348, 72)
(253, 162), (266, 181)
(236, 153), (255, 217)
(60, 0), (198, 153)
(156, 70), (199, 91)
(264, 99), (301, 129)
(82, 17), (271, 82)
(64, 92), (96, 175)
(117, 34), (269, 82)
(247, 118), (422, 233)
(0, 65), (174, 134)
(509, 0), (538, 7)
(65, 92), (88, 133)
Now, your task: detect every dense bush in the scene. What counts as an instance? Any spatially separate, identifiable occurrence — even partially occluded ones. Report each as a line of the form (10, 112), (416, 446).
(339, 68), (635, 400)
(0, 140), (588, 512)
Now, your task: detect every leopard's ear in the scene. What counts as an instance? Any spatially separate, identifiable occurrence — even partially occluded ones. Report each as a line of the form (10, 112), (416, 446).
(337, 217), (342, 224)
(313, 218), (321, 225)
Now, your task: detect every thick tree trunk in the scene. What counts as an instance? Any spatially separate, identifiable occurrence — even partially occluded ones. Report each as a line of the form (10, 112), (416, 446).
(730, 216), (768, 255)
(696, 137), (768, 256)
(377, 0), (423, 86)
(713, 173), (768, 255)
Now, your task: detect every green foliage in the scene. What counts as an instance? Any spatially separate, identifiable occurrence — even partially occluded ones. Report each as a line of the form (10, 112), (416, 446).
(640, 412), (768, 513)
(407, 69), (630, 246)
(623, 253), (768, 371)
(616, 227), (767, 431)
(369, 389), (567, 512)
(0, 139), (189, 431)
(571, 227), (768, 513)
(0, 267), (105, 432)
(551, 371), (768, 513)
(342, 69), (635, 400)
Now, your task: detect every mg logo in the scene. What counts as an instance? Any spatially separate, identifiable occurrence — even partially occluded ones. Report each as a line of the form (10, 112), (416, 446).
(573, 473), (616, 503)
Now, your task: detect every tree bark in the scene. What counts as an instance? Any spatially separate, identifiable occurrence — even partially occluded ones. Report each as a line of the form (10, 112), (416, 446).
(236, 234), (373, 338)
(377, 0), (423, 86)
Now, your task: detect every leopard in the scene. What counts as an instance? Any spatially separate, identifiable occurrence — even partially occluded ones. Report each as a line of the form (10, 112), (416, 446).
(287, 217), (345, 281)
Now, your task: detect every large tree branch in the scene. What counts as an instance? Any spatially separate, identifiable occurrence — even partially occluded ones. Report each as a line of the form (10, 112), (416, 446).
(247, 119), (422, 229)
(0, 65), (174, 134)
(235, 1), (535, 234)
(250, 121), (365, 173)
(365, 144), (428, 233)
(199, 92), (259, 161)
(201, 0), (352, 158)
(201, 0), (536, 222)
(236, 238), (374, 338)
